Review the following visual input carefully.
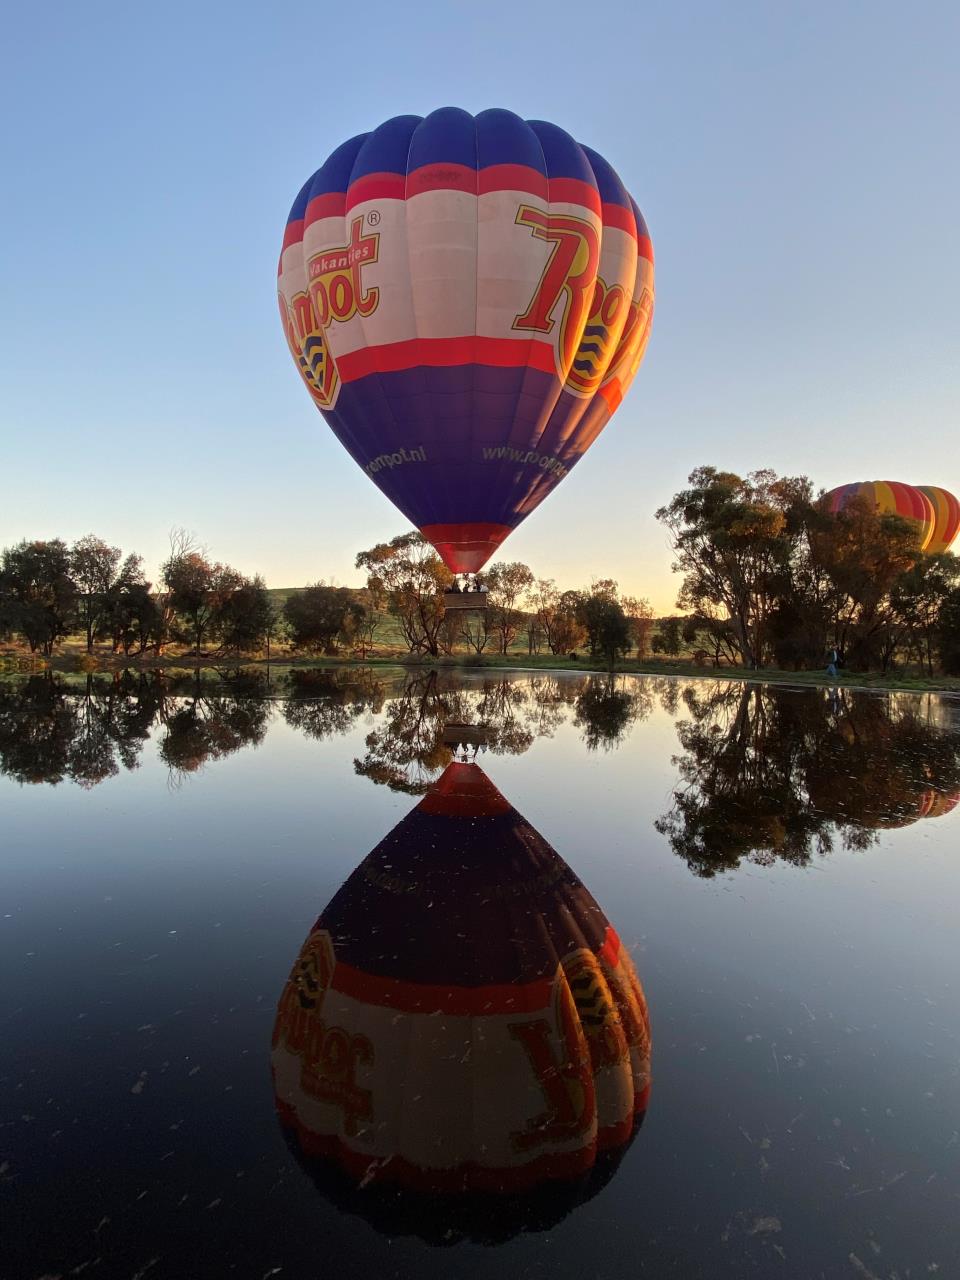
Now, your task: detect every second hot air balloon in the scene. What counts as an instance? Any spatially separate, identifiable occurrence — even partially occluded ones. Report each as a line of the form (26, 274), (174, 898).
(824, 481), (959, 554)
(278, 108), (654, 573)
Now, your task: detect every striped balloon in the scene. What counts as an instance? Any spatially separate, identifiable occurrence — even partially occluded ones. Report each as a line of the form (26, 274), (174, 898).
(824, 481), (936, 552)
(917, 486), (960, 554)
(278, 108), (654, 572)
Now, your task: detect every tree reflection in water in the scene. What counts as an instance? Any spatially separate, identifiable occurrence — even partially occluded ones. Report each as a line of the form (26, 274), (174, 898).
(281, 668), (387, 741)
(158, 671), (272, 783)
(0, 672), (165, 787)
(656, 682), (960, 876)
(3, 668), (958, 876)
(0, 670), (274, 788)
(574, 676), (652, 751)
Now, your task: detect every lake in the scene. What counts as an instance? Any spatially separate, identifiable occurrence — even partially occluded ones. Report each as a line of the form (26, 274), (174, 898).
(2, 668), (959, 1279)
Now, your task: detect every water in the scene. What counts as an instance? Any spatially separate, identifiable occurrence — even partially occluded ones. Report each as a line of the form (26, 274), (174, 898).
(1, 668), (959, 1279)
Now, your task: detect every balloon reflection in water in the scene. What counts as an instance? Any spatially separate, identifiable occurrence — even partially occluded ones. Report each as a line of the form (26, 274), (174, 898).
(272, 762), (650, 1241)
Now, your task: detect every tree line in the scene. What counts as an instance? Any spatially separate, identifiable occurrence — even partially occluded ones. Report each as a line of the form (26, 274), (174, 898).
(6, 465), (958, 675)
(657, 467), (960, 675)
(0, 531), (276, 658)
(0, 529), (655, 668)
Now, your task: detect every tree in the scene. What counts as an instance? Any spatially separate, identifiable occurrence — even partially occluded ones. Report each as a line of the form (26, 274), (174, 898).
(530, 579), (587, 655)
(685, 612), (738, 667)
(355, 533), (452, 657)
(938, 586), (960, 675)
(530, 579), (561, 654)
(102, 556), (162, 655)
(162, 545), (243, 654)
(808, 494), (921, 672)
(218, 575), (276, 654)
(69, 535), (122, 653)
(652, 616), (684, 656)
(0, 540), (77, 654)
(283, 583), (364, 654)
(353, 604), (383, 660)
(484, 561), (534, 655)
(576, 590), (632, 671)
(891, 554), (960, 676)
(657, 467), (811, 668)
(459, 609), (493, 656)
(622, 594), (654, 657)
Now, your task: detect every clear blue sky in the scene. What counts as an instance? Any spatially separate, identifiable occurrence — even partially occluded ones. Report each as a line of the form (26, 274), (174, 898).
(2, 1), (957, 612)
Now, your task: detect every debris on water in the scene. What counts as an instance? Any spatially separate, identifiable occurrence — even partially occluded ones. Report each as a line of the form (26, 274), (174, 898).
(748, 1216), (781, 1236)
(131, 1072), (147, 1095)
(849, 1253), (881, 1279)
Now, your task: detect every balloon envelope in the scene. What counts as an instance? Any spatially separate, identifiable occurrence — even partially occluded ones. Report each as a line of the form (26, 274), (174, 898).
(271, 762), (650, 1238)
(917, 486), (960, 554)
(278, 108), (654, 571)
(824, 481), (936, 551)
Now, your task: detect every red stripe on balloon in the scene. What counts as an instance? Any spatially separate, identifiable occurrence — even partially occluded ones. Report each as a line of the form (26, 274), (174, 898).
(598, 925), (622, 970)
(328, 959), (556, 1016)
(548, 177), (602, 214)
(477, 163), (548, 199)
(345, 171), (407, 209)
(406, 162), (478, 197)
(400, 162), (604, 215)
(303, 191), (347, 229)
(336, 335), (559, 382)
(601, 202), (637, 236)
(278, 219), (304, 270)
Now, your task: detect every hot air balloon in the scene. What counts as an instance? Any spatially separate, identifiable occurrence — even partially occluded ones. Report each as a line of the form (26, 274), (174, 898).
(823, 481), (936, 551)
(917, 486), (960, 555)
(271, 761), (650, 1242)
(278, 108), (654, 575)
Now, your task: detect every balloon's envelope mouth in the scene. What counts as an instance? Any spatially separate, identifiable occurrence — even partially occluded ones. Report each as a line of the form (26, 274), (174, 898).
(420, 522), (512, 573)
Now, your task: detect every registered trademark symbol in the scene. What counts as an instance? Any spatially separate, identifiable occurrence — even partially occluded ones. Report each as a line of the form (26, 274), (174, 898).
(367, 210), (381, 226)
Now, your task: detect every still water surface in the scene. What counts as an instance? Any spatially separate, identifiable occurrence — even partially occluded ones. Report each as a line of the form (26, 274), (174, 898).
(1, 669), (959, 1278)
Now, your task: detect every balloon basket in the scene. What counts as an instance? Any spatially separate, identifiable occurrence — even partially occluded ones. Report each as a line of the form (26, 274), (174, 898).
(442, 590), (488, 611)
(441, 722), (491, 748)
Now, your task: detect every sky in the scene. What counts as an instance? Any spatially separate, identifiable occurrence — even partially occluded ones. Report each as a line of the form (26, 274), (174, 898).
(1, 1), (958, 613)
